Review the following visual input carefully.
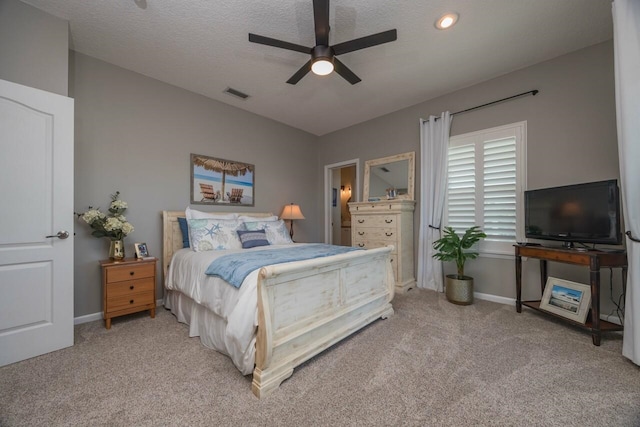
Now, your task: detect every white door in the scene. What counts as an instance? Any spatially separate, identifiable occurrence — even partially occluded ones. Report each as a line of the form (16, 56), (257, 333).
(0, 79), (74, 366)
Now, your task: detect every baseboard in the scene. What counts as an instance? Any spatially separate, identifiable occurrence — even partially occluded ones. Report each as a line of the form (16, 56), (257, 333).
(474, 292), (515, 306)
(74, 312), (103, 325)
(74, 299), (164, 325)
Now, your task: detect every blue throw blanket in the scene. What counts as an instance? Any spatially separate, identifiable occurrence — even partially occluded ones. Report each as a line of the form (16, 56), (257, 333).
(205, 244), (361, 288)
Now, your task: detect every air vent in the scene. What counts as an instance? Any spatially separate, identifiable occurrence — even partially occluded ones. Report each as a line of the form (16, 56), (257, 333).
(223, 87), (250, 100)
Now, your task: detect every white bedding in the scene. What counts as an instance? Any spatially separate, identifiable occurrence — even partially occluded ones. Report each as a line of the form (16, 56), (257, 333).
(164, 244), (299, 375)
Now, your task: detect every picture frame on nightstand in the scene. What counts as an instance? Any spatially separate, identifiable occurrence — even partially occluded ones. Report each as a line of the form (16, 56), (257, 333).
(134, 242), (149, 259)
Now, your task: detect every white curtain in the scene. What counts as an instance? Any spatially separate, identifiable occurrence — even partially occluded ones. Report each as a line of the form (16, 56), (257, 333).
(417, 112), (451, 292)
(613, 0), (640, 366)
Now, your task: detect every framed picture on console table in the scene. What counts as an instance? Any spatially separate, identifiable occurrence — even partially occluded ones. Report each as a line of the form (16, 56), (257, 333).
(540, 277), (591, 324)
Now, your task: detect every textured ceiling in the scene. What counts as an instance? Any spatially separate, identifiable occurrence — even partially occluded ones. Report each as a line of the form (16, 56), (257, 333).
(22, 0), (613, 136)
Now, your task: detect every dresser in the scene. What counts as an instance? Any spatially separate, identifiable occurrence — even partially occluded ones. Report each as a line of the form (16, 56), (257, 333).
(349, 200), (415, 293)
(100, 257), (157, 329)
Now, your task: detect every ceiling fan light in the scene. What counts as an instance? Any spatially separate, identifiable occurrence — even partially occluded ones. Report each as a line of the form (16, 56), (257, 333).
(311, 59), (334, 76)
(436, 13), (458, 30)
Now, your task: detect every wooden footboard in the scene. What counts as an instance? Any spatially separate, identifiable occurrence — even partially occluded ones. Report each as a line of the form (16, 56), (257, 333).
(162, 211), (395, 399)
(252, 246), (395, 398)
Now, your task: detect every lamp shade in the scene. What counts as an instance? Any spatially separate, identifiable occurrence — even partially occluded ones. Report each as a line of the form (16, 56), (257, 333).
(280, 203), (305, 220)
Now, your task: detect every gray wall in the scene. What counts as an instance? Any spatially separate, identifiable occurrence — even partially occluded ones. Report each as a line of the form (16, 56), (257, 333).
(317, 41), (624, 317)
(2, 0), (624, 320)
(70, 52), (319, 316)
(0, 0), (68, 96)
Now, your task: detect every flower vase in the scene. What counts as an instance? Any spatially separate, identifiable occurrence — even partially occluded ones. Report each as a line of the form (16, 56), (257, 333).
(109, 240), (125, 260)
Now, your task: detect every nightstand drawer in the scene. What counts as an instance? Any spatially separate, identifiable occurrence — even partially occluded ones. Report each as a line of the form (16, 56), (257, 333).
(107, 290), (154, 313)
(107, 277), (154, 299)
(106, 263), (155, 283)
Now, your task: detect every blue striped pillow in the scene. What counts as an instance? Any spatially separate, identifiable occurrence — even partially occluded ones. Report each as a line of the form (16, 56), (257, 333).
(236, 229), (270, 249)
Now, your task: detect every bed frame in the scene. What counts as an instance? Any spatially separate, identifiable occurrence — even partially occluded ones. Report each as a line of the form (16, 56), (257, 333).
(162, 210), (395, 398)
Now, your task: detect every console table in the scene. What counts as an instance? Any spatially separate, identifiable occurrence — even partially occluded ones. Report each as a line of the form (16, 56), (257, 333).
(515, 245), (627, 346)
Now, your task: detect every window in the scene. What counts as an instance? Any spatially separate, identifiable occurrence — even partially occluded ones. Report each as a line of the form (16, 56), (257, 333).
(444, 121), (527, 256)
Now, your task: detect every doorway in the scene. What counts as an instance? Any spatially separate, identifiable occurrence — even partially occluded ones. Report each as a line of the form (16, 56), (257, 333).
(324, 159), (359, 245)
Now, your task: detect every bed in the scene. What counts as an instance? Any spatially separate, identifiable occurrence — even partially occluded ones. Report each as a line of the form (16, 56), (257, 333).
(162, 210), (395, 398)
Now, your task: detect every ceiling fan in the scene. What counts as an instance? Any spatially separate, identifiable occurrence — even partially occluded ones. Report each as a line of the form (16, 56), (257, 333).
(248, 0), (397, 85)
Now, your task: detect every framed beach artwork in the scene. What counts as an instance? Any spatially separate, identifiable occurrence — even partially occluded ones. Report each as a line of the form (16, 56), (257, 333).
(190, 153), (255, 206)
(539, 277), (592, 324)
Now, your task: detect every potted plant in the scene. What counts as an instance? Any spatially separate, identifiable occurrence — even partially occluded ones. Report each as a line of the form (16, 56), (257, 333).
(432, 226), (486, 305)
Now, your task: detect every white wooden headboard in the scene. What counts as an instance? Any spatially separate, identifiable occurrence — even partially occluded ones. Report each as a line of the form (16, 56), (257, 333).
(161, 210), (274, 280)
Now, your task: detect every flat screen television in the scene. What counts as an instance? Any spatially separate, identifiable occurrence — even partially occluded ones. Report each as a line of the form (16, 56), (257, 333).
(524, 179), (622, 247)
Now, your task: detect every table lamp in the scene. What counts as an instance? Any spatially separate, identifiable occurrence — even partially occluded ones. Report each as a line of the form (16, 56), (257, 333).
(280, 203), (305, 241)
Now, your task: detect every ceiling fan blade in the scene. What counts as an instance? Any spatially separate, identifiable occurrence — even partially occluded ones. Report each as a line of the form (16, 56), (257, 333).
(333, 58), (361, 85)
(313, 0), (330, 46)
(286, 60), (312, 85)
(332, 29), (397, 56)
(249, 33), (311, 54)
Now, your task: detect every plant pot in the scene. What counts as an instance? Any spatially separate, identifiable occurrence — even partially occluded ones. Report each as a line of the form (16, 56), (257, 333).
(445, 274), (474, 305)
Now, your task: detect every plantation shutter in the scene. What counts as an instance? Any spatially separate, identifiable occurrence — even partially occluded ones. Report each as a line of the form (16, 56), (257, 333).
(446, 144), (476, 232)
(445, 121), (526, 255)
(483, 137), (517, 241)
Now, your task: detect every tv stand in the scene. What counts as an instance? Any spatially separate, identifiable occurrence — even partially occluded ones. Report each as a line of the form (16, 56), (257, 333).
(515, 245), (627, 346)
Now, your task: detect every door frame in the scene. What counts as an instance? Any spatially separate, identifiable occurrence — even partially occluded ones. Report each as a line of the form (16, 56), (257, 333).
(323, 159), (359, 243)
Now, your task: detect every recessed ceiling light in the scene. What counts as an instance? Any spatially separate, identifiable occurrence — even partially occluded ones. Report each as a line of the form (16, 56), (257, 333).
(435, 13), (459, 30)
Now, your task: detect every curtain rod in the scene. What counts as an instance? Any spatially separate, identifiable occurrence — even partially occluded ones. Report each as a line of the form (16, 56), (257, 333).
(427, 90), (539, 121)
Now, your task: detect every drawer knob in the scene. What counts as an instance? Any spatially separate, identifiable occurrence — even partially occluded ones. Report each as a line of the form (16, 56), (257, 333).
(358, 243), (365, 248)
(385, 219), (393, 224)
(358, 232), (364, 236)
(129, 299), (134, 304)
(358, 219), (365, 223)
(385, 232), (393, 237)
(129, 271), (135, 276)
(130, 285), (134, 290)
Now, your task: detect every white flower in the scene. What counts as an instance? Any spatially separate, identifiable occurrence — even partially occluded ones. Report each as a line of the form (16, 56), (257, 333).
(104, 217), (123, 232)
(121, 222), (134, 235)
(76, 191), (134, 241)
(110, 200), (128, 210)
(82, 209), (104, 224)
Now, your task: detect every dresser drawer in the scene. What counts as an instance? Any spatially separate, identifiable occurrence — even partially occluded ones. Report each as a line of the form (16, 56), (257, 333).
(353, 239), (396, 253)
(106, 262), (155, 283)
(106, 290), (154, 313)
(352, 215), (397, 228)
(353, 227), (397, 241)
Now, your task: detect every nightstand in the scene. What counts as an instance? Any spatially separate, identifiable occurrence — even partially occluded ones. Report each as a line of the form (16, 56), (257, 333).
(100, 257), (157, 329)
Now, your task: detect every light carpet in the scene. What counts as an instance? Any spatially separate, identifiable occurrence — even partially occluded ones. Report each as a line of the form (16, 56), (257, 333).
(1, 290), (639, 426)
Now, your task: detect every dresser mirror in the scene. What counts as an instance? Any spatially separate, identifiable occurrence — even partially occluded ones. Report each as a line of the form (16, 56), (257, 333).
(363, 151), (415, 201)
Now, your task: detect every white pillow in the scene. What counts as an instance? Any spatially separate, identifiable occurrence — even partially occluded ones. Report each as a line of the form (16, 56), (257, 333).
(243, 219), (293, 245)
(185, 207), (238, 220)
(238, 214), (278, 223)
(188, 218), (242, 251)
